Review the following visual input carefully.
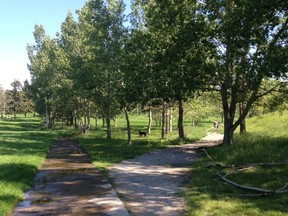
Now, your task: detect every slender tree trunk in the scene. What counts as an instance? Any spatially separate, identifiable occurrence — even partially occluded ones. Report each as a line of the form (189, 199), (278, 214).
(87, 103), (91, 127)
(114, 116), (118, 127)
(69, 112), (73, 126)
(106, 105), (111, 139)
(102, 116), (105, 128)
(169, 107), (173, 133)
(239, 102), (246, 134)
(161, 103), (166, 139)
(147, 108), (152, 135)
(74, 111), (77, 128)
(165, 109), (168, 134)
(124, 107), (131, 145)
(95, 110), (99, 129)
(106, 116), (111, 139)
(178, 98), (184, 139)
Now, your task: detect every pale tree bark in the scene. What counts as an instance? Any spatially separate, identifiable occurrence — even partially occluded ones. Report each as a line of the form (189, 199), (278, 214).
(169, 107), (173, 133)
(105, 104), (111, 139)
(147, 108), (152, 135)
(161, 102), (166, 139)
(165, 108), (169, 134)
(95, 110), (99, 129)
(178, 98), (184, 139)
(124, 107), (131, 145)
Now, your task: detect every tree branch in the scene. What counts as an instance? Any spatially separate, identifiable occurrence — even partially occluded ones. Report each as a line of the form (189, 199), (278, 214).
(216, 172), (288, 195)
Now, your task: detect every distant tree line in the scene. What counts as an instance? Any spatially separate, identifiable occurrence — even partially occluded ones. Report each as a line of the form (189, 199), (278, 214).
(0, 81), (34, 119)
(25, 0), (288, 145)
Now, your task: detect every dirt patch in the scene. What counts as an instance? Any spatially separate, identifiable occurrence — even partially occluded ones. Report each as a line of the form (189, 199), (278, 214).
(13, 137), (129, 216)
(110, 133), (223, 216)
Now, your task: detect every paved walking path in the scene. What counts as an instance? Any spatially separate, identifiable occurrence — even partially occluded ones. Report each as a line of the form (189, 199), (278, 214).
(13, 137), (129, 216)
(110, 133), (223, 216)
(13, 133), (222, 216)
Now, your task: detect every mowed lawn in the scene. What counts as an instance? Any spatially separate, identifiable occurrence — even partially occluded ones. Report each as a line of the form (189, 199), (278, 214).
(78, 114), (211, 172)
(2, 112), (287, 216)
(0, 116), (59, 216)
(0, 114), (211, 215)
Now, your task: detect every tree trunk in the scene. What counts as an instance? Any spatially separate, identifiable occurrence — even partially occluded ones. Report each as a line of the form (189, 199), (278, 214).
(161, 103), (166, 139)
(178, 98), (184, 139)
(124, 107), (131, 145)
(87, 103), (91, 127)
(74, 111), (77, 128)
(114, 116), (118, 127)
(169, 107), (173, 133)
(106, 116), (111, 139)
(95, 111), (99, 129)
(165, 109), (168, 134)
(69, 112), (73, 126)
(106, 104), (111, 139)
(147, 108), (152, 135)
(222, 118), (234, 145)
(239, 101), (246, 134)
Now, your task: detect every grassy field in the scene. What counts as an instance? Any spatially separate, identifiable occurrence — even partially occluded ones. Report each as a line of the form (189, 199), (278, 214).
(0, 113), (211, 215)
(183, 111), (288, 216)
(4, 111), (287, 215)
(0, 115), (68, 216)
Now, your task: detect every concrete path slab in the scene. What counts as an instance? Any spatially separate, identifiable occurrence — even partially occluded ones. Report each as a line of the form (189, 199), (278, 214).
(110, 134), (223, 216)
(13, 137), (129, 216)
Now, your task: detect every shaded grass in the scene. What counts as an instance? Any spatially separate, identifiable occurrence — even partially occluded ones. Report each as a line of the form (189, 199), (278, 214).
(183, 111), (288, 216)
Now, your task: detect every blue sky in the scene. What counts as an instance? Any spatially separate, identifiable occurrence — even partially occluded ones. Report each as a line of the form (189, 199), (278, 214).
(0, 0), (131, 90)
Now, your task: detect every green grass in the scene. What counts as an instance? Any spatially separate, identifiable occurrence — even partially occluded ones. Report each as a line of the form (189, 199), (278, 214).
(183, 111), (288, 216)
(77, 115), (210, 173)
(0, 113), (211, 215)
(0, 115), (68, 216)
(1, 111), (287, 215)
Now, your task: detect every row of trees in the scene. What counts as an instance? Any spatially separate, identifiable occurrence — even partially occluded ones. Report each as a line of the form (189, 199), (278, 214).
(0, 81), (34, 119)
(26, 0), (288, 145)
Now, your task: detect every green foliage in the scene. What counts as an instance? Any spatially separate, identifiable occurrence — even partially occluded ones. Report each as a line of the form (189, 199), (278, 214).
(184, 92), (223, 123)
(250, 80), (288, 116)
(203, 0), (288, 144)
(25, 0), (288, 145)
(184, 111), (288, 215)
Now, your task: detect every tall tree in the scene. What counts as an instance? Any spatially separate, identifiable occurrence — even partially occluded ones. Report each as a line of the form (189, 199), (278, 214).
(27, 25), (61, 127)
(203, 0), (288, 144)
(76, 0), (127, 139)
(140, 0), (209, 139)
(8, 80), (22, 118)
(0, 85), (6, 118)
